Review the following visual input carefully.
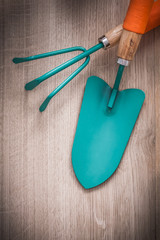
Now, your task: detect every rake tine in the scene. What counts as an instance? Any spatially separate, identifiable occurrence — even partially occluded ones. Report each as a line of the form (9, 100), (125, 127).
(24, 43), (103, 90)
(12, 46), (87, 64)
(39, 55), (90, 112)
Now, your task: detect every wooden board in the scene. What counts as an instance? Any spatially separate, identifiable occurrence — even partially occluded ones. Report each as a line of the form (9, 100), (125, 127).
(0, 0), (159, 239)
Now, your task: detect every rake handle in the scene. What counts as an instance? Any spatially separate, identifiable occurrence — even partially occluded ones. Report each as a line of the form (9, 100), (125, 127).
(105, 24), (123, 47)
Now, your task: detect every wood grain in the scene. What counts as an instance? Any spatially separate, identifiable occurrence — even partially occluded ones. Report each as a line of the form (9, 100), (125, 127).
(0, 0), (159, 240)
(117, 29), (142, 61)
(105, 24), (123, 47)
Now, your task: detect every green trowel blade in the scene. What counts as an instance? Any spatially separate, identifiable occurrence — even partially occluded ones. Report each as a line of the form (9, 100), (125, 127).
(72, 76), (145, 189)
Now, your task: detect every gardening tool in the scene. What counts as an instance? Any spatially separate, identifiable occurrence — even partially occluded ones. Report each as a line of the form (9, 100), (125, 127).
(72, 0), (160, 189)
(12, 0), (160, 112)
(12, 25), (122, 111)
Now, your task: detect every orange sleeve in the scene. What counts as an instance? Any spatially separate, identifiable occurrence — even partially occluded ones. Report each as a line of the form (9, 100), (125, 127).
(123, 0), (154, 34)
(145, 0), (160, 32)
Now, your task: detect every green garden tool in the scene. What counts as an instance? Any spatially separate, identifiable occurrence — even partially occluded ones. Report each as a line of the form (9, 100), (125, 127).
(12, 0), (159, 189)
(12, 2), (159, 113)
(72, 0), (155, 189)
(72, 72), (145, 189)
(12, 25), (123, 111)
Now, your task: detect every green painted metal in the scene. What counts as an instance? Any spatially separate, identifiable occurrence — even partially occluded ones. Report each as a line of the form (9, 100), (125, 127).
(108, 65), (125, 108)
(13, 47), (88, 63)
(13, 44), (103, 90)
(13, 43), (103, 111)
(39, 56), (90, 112)
(72, 74), (145, 189)
(13, 42), (145, 189)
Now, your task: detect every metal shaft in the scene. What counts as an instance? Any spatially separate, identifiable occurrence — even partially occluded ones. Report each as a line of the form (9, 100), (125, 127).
(107, 65), (125, 109)
(34, 43), (103, 84)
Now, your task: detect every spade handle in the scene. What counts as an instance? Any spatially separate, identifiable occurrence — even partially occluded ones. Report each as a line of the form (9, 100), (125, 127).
(117, 30), (142, 61)
(101, 0), (160, 51)
(117, 0), (154, 62)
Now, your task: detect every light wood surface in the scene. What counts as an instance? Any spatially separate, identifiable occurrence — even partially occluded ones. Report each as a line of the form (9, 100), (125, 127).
(0, 0), (160, 240)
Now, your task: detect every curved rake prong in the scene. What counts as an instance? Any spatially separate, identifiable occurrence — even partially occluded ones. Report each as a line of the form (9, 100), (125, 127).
(24, 46), (89, 90)
(24, 44), (103, 90)
(12, 46), (87, 64)
(13, 43), (103, 111)
(39, 55), (90, 112)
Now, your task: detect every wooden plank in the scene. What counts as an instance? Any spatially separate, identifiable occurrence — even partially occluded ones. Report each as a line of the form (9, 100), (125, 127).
(0, 0), (159, 239)
(155, 27), (160, 240)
